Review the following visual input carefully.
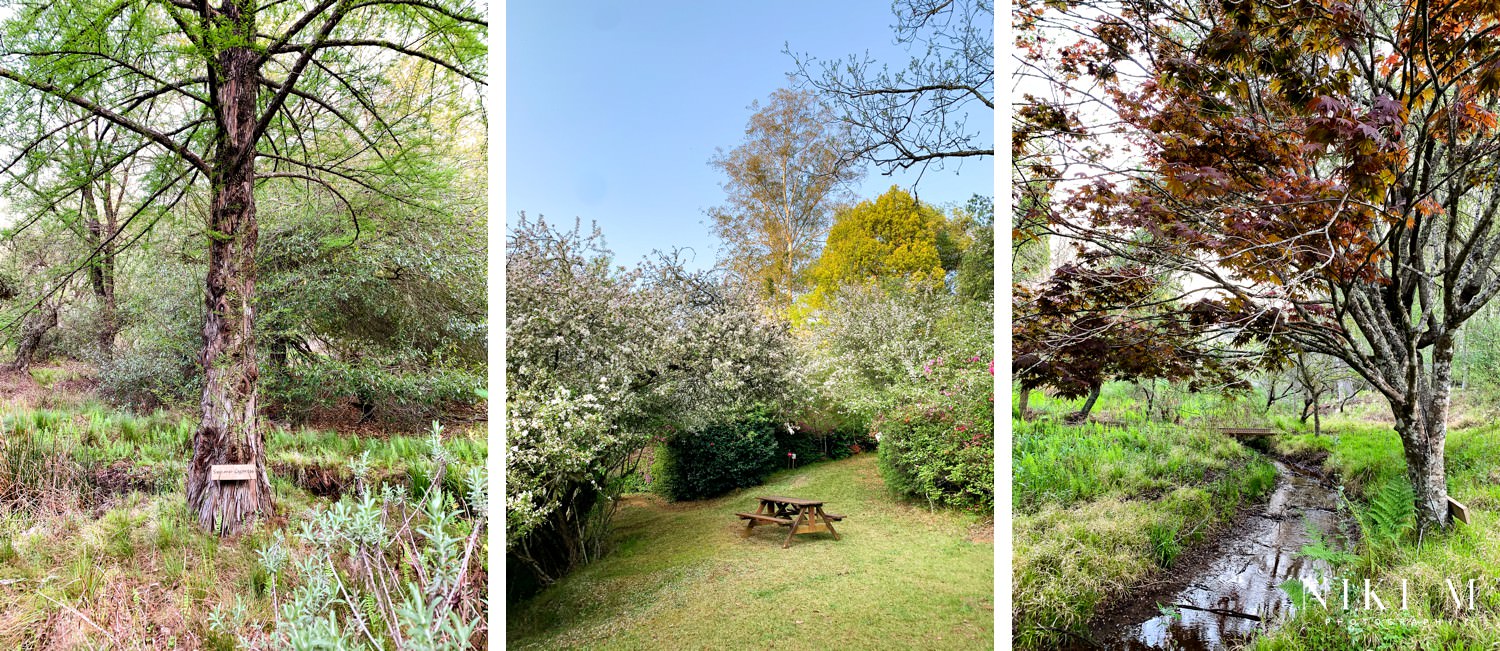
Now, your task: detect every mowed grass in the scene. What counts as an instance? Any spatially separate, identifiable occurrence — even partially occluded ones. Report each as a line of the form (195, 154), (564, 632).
(1011, 404), (1277, 649)
(1250, 413), (1500, 650)
(506, 453), (994, 650)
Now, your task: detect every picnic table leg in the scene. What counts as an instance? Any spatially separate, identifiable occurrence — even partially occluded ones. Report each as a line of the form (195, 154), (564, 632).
(783, 509), (804, 549)
(818, 507), (840, 541)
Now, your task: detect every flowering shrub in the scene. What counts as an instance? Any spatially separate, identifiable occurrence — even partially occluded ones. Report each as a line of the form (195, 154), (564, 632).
(800, 281), (992, 419)
(506, 217), (801, 588)
(875, 354), (994, 511)
(653, 407), (780, 501)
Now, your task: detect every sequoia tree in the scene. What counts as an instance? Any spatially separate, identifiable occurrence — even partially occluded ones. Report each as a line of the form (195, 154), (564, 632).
(0, 0), (485, 533)
(1022, 0), (1500, 528)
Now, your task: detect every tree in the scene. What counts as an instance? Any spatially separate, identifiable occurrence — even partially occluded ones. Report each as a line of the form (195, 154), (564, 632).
(1023, 0), (1500, 528)
(708, 88), (861, 311)
(954, 194), (995, 300)
(506, 216), (800, 593)
(1012, 262), (1247, 421)
(807, 185), (955, 302)
(0, 0), (485, 533)
(789, 0), (994, 175)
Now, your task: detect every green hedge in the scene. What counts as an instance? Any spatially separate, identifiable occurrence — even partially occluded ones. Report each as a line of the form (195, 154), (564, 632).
(653, 407), (780, 501)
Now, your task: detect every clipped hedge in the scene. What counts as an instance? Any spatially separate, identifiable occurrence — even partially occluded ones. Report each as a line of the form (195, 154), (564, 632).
(653, 407), (780, 501)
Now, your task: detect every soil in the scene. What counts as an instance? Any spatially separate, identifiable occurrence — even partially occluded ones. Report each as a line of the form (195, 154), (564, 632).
(269, 460), (351, 499)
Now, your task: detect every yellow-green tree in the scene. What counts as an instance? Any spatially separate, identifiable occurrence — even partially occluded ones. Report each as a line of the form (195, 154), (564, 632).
(808, 186), (954, 304)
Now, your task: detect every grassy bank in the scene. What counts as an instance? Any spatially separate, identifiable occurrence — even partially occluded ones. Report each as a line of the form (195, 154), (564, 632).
(507, 453), (993, 650)
(1248, 416), (1500, 650)
(0, 400), (487, 648)
(1012, 415), (1277, 649)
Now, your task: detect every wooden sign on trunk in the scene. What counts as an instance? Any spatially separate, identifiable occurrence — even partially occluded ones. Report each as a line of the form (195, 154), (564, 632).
(1449, 496), (1471, 526)
(210, 464), (257, 482)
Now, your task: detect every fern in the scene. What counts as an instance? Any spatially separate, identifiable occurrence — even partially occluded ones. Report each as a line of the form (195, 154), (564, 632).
(1353, 479), (1415, 575)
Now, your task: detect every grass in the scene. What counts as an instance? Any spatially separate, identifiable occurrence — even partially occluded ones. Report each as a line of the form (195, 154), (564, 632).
(506, 453), (994, 650)
(0, 400), (487, 648)
(1011, 386), (1280, 650)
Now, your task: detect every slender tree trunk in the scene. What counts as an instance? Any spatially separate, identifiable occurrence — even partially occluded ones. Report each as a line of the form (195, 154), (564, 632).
(1073, 382), (1102, 422)
(81, 183), (118, 354)
(1017, 385), (1031, 420)
(1312, 390), (1321, 437)
(6, 304), (58, 373)
(185, 17), (272, 535)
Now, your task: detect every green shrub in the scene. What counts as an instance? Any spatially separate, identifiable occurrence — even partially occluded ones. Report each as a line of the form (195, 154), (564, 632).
(96, 344), (201, 409)
(263, 355), (483, 428)
(875, 356), (993, 511)
(654, 407), (780, 501)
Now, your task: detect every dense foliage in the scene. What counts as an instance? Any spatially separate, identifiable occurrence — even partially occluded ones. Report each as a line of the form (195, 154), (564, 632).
(875, 353), (994, 511)
(505, 216), (800, 592)
(1013, 261), (1249, 420)
(808, 186), (956, 302)
(652, 407), (781, 502)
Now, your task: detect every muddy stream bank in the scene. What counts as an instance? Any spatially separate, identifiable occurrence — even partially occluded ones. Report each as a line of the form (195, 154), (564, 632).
(1075, 456), (1349, 650)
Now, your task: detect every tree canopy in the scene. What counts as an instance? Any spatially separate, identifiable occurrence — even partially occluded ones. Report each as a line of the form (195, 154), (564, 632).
(1020, 0), (1500, 527)
(708, 88), (861, 311)
(807, 185), (957, 303)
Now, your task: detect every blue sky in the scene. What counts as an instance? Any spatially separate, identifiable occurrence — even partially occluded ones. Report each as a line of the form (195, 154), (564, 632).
(506, 2), (994, 270)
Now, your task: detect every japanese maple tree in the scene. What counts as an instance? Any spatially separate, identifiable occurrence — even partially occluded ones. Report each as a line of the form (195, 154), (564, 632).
(1013, 261), (1246, 421)
(1020, 0), (1500, 527)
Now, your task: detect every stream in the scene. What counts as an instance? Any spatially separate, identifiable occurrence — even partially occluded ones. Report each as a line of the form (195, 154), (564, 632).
(1098, 459), (1348, 650)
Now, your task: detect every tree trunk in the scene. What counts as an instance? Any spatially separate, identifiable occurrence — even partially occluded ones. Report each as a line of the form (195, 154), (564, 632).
(1017, 385), (1031, 420)
(1073, 383), (1102, 422)
(1312, 390), (1321, 437)
(1393, 335), (1456, 531)
(185, 21), (271, 535)
(81, 182), (118, 354)
(6, 304), (58, 373)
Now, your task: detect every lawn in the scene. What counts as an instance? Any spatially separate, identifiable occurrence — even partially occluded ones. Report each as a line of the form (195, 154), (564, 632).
(506, 453), (994, 650)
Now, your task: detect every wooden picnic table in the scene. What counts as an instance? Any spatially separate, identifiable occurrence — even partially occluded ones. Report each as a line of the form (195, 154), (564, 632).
(735, 495), (844, 548)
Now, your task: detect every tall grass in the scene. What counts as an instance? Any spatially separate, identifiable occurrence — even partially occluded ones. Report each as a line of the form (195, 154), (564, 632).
(1012, 416), (1278, 649)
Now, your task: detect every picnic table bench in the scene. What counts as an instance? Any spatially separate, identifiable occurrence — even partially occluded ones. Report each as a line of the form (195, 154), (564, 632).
(736, 495), (842, 548)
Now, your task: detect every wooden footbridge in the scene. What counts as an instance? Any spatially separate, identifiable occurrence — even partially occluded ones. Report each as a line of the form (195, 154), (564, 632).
(1217, 427), (1277, 439)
